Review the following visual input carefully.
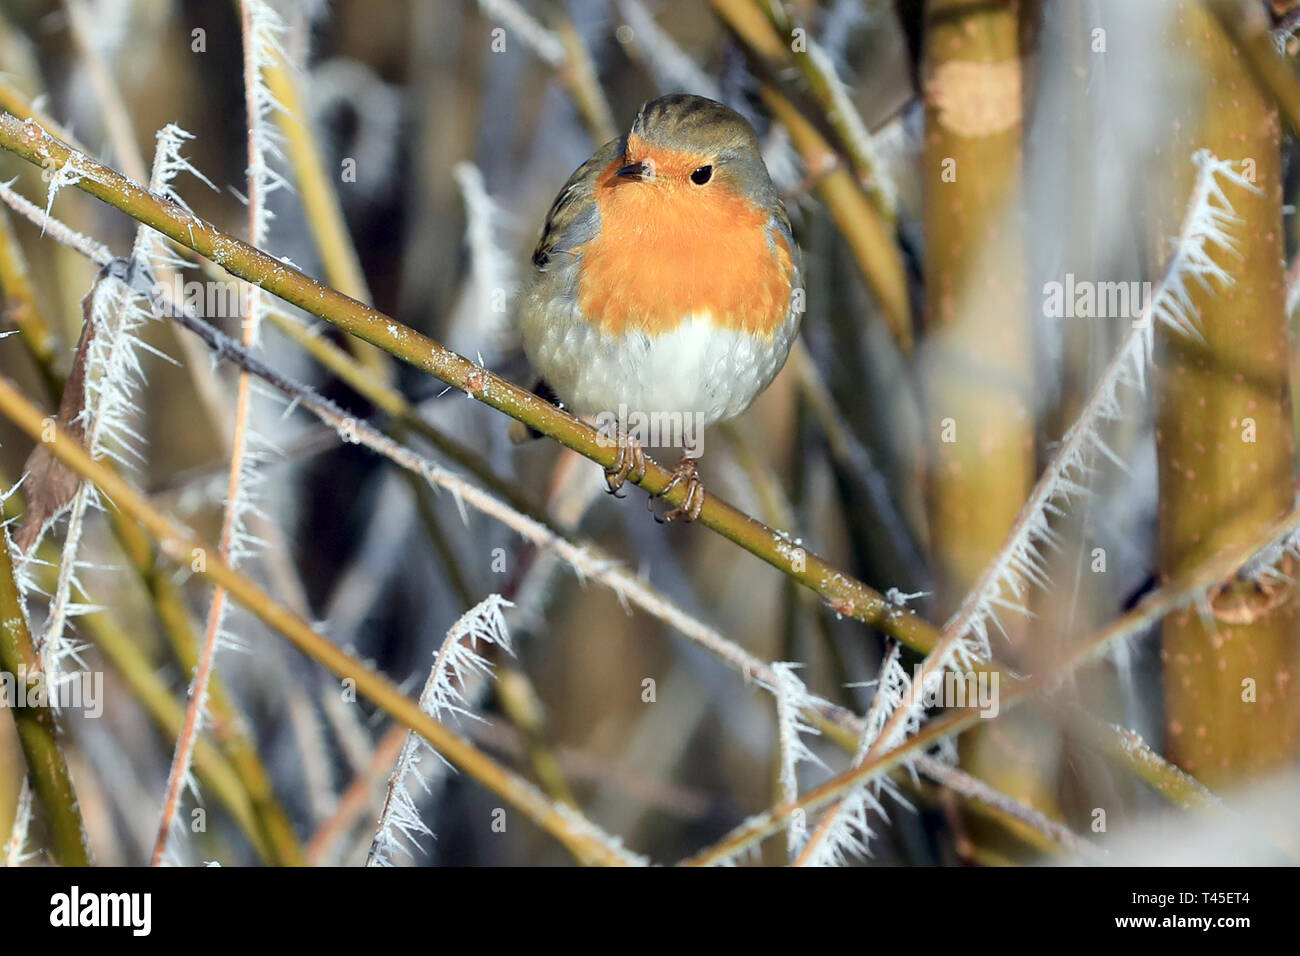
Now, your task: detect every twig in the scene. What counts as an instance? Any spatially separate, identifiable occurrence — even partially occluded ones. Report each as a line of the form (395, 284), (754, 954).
(152, 0), (284, 865)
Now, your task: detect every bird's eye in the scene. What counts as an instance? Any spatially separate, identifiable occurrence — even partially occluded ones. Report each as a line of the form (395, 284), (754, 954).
(690, 165), (713, 185)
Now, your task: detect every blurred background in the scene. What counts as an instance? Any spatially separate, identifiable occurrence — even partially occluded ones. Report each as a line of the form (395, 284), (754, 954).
(0, 0), (1297, 866)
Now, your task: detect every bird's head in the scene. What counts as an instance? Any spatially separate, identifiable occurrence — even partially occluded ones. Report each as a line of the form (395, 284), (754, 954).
(609, 94), (777, 212)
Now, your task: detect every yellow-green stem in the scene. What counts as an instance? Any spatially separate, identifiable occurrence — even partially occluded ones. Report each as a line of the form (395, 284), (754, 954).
(0, 110), (938, 661)
(0, 534), (91, 865)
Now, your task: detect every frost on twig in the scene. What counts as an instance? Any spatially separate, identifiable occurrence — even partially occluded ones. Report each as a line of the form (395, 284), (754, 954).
(2, 779), (36, 867)
(364, 592), (645, 867)
(939, 150), (1256, 677)
(24, 124), (211, 692)
(240, 0), (290, 257)
(366, 595), (515, 866)
(40, 153), (98, 234)
(769, 662), (826, 859)
(799, 642), (912, 866)
(0, 177), (111, 264)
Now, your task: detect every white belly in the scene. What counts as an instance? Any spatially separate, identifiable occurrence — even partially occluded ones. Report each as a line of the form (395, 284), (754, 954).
(520, 293), (799, 427)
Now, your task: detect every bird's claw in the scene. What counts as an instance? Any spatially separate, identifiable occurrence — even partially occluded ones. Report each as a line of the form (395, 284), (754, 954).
(604, 432), (647, 497)
(651, 456), (704, 523)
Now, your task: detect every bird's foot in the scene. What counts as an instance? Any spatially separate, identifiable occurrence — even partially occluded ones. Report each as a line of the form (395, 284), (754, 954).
(603, 430), (647, 497)
(650, 455), (704, 523)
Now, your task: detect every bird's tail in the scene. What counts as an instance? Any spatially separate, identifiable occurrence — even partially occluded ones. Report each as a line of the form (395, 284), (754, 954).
(509, 379), (563, 444)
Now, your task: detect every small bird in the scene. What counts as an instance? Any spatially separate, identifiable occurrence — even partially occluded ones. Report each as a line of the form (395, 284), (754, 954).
(519, 93), (801, 522)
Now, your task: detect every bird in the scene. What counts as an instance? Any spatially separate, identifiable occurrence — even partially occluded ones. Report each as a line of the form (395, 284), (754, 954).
(518, 93), (801, 522)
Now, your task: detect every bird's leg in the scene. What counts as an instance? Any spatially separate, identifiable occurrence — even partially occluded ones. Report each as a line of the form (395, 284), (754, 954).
(603, 426), (647, 497)
(650, 455), (704, 523)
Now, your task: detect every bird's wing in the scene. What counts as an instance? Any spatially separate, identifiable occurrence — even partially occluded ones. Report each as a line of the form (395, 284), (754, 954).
(768, 202), (795, 262)
(531, 137), (624, 270)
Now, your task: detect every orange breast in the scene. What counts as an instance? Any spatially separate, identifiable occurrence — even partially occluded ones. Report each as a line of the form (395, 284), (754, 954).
(575, 156), (794, 337)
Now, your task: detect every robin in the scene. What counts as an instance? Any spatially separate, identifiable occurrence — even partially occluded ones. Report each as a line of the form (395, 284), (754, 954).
(518, 93), (802, 522)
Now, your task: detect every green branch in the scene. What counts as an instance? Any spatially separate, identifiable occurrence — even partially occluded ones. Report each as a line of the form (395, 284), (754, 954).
(0, 533), (91, 866)
(0, 109), (939, 657)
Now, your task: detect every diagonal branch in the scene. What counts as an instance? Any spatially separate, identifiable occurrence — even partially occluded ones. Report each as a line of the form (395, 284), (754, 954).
(0, 110), (944, 661)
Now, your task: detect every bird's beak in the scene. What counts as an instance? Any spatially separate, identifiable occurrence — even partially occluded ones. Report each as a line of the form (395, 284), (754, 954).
(615, 159), (653, 182)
